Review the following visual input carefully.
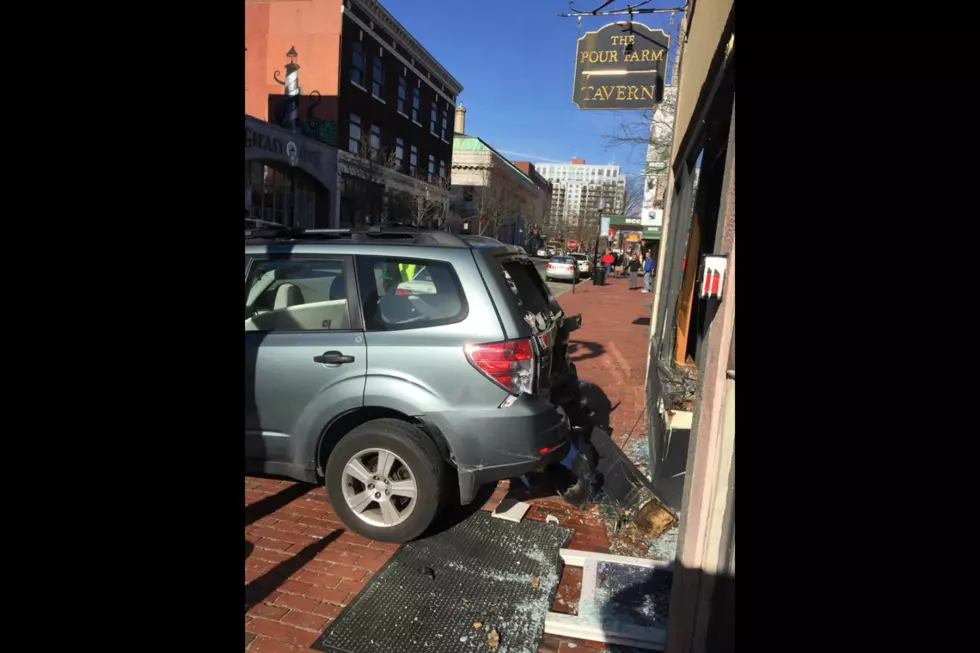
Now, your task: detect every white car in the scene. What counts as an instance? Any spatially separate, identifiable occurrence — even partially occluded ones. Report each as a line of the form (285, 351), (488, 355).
(536, 248), (550, 258)
(570, 253), (592, 275)
(545, 256), (580, 282)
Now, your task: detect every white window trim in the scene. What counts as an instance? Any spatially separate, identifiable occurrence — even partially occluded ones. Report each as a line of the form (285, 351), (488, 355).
(397, 110), (410, 119)
(351, 80), (368, 92)
(412, 120), (424, 128)
(372, 94), (387, 104)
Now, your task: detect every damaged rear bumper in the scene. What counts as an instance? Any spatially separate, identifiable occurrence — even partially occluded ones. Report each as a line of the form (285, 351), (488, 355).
(419, 393), (571, 505)
(455, 439), (571, 505)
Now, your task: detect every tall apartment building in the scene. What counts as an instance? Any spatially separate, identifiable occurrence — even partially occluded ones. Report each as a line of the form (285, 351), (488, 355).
(535, 159), (626, 238)
(245, 0), (463, 228)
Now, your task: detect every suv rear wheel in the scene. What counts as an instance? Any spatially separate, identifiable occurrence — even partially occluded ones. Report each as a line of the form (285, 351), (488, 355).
(326, 418), (446, 543)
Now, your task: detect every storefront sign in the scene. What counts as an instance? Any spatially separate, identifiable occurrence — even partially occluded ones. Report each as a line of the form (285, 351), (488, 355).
(244, 115), (339, 198)
(573, 22), (670, 110)
(608, 215), (642, 227)
(245, 125), (322, 168)
(642, 209), (663, 228)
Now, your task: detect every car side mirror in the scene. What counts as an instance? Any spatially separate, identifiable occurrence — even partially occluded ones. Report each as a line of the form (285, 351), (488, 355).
(565, 314), (583, 332)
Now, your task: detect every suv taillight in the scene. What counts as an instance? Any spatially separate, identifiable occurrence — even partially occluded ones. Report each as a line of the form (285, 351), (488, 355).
(465, 339), (534, 395)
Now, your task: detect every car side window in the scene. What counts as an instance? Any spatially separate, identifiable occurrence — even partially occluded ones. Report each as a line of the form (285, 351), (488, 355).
(355, 255), (467, 331)
(244, 256), (352, 332)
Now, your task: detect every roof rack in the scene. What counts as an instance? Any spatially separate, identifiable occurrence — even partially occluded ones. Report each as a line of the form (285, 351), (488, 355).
(245, 224), (471, 247)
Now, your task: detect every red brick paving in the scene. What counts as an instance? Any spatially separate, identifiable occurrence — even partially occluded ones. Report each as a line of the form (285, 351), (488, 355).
(244, 281), (654, 652)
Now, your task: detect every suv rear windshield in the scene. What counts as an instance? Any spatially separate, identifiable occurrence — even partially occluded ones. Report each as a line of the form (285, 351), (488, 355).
(501, 260), (555, 316)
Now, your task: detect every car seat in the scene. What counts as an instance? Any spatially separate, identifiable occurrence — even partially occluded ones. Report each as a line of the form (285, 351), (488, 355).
(274, 283), (305, 309)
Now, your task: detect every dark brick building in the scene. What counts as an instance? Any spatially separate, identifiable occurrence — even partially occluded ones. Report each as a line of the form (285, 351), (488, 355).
(245, 0), (463, 227)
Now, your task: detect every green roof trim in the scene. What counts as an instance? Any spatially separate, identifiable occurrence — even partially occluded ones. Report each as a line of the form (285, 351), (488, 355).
(453, 135), (538, 191)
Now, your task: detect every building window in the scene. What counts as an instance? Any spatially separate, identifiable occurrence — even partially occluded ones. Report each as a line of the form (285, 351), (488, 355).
(430, 101), (438, 134)
(439, 159), (446, 182)
(351, 41), (365, 87)
(349, 113), (362, 154)
(412, 87), (420, 122)
(395, 137), (405, 171)
(370, 124), (381, 158)
(441, 106), (449, 140)
(463, 186), (474, 202)
(372, 56), (385, 98)
(428, 154), (435, 182)
(397, 76), (407, 114)
(410, 145), (418, 175)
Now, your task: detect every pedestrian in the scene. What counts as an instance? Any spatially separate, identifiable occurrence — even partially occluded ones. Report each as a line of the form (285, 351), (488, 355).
(628, 253), (641, 289)
(642, 250), (654, 293)
(601, 251), (614, 279)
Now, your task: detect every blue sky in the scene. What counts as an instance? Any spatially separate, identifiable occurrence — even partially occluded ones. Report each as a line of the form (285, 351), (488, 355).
(381, 0), (682, 177)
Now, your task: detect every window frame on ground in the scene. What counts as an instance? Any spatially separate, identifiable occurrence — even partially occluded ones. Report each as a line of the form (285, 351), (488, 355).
(354, 255), (469, 332)
(244, 254), (363, 333)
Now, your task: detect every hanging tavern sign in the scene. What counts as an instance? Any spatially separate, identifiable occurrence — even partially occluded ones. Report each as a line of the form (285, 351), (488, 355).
(572, 22), (670, 110)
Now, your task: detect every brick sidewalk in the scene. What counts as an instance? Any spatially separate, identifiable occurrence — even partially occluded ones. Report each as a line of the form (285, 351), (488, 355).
(244, 280), (656, 652)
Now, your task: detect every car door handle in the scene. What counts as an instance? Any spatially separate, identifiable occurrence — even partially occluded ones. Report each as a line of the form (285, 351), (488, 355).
(313, 351), (355, 365)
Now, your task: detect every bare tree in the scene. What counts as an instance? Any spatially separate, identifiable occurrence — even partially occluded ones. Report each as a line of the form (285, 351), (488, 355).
(603, 83), (678, 177)
(476, 166), (509, 238)
(403, 169), (453, 229)
(342, 132), (399, 225)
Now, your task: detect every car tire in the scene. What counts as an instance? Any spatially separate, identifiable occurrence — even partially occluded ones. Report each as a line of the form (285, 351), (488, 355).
(326, 418), (446, 543)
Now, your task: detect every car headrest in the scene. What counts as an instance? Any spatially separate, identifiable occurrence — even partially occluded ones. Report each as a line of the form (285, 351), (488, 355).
(274, 283), (304, 309)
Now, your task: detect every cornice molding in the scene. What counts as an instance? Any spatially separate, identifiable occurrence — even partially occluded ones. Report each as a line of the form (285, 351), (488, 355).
(349, 0), (463, 97)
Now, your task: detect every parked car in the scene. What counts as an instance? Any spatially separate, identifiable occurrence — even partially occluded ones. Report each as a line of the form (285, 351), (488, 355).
(245, 225), (591, 542)
(536, 248), (550, 258)
(570, 253), (592, 276)
(545, 255), (580, 282)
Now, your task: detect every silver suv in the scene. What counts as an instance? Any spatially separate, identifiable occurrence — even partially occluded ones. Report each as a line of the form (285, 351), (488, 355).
(245, 226), (592, 542)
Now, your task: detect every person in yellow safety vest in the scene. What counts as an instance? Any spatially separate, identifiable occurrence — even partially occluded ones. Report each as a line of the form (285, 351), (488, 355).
(398, 262), (417, 282)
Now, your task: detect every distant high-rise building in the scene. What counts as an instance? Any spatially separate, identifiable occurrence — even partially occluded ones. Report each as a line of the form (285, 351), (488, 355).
(535, 160), (627, 239)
